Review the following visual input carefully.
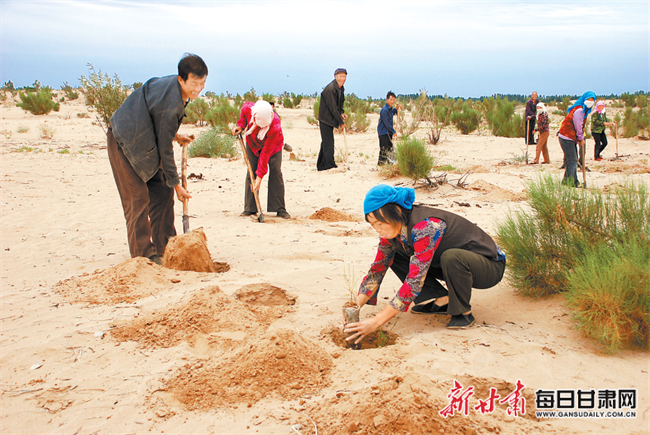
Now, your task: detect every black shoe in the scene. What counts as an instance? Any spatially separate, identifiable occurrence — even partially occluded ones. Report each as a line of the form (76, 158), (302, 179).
(240, 211), (257, 216)
(413, 289), (437, 306)
(447, 313), (475, 329)
(148, 254), (163, 265)
(277, 210), (291, 219)
(411, 302), (448, 315)
(283, 143), (293, 152)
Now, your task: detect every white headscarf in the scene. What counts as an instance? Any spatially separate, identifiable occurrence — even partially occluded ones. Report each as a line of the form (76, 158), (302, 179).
(536, 102), (546, 114)
(246, 100), (274, 141)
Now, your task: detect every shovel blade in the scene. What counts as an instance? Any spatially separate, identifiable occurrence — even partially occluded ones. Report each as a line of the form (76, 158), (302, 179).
(258, 213), (264, 223)
(182, 215), (190, 233)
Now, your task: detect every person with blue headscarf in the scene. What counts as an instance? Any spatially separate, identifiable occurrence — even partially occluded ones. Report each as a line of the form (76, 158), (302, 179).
(344, 185), (507, 343)
(558, 91), (596, 187)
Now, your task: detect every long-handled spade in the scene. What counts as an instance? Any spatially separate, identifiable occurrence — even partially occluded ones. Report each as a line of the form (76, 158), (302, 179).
(525, 118), (530, 164)
(237, 134), (264, 223)
(181, 134), (195, 233)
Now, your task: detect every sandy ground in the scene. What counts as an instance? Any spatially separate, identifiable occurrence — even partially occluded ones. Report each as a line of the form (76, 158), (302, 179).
(1, 94), (649, 435)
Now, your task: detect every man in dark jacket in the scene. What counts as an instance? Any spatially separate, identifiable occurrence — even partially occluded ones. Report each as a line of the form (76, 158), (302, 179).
(525, 91), (539, 145)
(107, 53), (207, 264)
(317, 68), (348, 171)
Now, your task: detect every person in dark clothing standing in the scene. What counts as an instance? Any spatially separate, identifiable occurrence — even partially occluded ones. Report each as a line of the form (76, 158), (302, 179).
(377, 91), (402, 165)
(317, 68), (348, 171)
(525, 91), (539, 145)
(344, 184), (507, 344)
(108, 54), (207, 264)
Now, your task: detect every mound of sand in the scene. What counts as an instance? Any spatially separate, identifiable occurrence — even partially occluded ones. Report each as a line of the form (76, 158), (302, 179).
(164, 227), (225, 273)
(468, 179), (527, 202)
(299, 373), (540, 435)
(234, 283), (297, 324)
(309, 207), (361, 222)
(165, 329), (333, 409)
(55, 257), (174, 304)
(110, 285), (264, 350)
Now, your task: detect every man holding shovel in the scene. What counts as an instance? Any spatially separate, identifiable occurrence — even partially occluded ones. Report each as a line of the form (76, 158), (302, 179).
(232, 100), (291, 220)
(377, 91), (401, 165)
(107, 53), (207, 264)
(525, 91), (539, 146)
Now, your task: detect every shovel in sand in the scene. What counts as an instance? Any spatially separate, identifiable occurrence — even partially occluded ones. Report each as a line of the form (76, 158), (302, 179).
(237, 134), (264, 223)
(181, 135), (195, 233)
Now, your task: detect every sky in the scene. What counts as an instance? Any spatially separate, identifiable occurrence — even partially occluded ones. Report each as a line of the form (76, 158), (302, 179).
(1, 0), (649, 99)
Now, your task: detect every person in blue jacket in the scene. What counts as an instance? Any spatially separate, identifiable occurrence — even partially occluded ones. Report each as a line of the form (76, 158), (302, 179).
(377, 91), (402, 165)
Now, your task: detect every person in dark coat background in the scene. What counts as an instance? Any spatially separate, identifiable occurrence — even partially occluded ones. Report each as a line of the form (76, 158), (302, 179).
(317, 68), (348, 171)
(525, 91), (539, 145)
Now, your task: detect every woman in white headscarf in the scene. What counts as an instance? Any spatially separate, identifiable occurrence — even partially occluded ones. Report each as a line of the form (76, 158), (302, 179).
(232, 100), (290, 219)
(531, 102), (550, 164)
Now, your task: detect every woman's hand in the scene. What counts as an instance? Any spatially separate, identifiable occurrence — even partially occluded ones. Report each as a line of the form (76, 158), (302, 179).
(231, 126), (243, 136)
(343, 305), (400, 345)
(344, 317), (381, 345)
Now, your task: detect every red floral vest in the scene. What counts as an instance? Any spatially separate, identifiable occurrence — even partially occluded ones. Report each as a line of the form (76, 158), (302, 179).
(558, 106), (585, 142)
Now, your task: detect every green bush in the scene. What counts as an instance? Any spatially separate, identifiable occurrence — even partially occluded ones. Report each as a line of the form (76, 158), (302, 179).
(395, 137), (435, 183)
(307, 96), (320, 126)
(496, 176), (649, 351)
(621, 92), (636, 108)
(2, 80), (16, 96)
(282, 97), (294, 108)
(557, 96), (572, 113)
(60, 82), (79, 100)
(291, 93), (303, 107)
(184, 97), (209, 126)
(205, 95), (239, 129)
(450, 102), (481, 134)
(262, 93), (275, 105)
(189, 127), (238, 158)
(79, 63), (129, 133)
(346, 111), (370, 132)
(243, 88), (258, 102)
(565, 241), (649, 352)
(484, 97), (524, 137)
(132, 82), (143, 90)
(17, 89), (60, 115)
(622, 107), (650, 138)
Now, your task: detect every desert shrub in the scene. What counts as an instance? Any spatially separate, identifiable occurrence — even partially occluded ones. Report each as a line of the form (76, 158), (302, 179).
(184, 97), (209, 126)
(620, 92), (636, 108)
(132, 82), (143, 90)
(378, 162), (401, 179)
(344, 111), (370, 132)
(40, 124), (55, 138)
(608, 113), (622, 138)
(484, 97), (524, 138)
(496, 176), (649, 351)
(79, 63), (129, 134)
(283, 97), (294, 108)
(636, 94), (648, 109)
(262, 93), (275, 105)
(557, 96), (572, 113)
(450, 102), (481, 134)
(17, 89), (60, 115)
(17, 125), (29, 133)
(243, 88), (258, 103)
(291, 93), (303, 107)
(565, 241), (649, 352)
(205, 96), (239, 129)
(395, 137), (435, 183)
(2, 80), (16, 96)
(622, 107), (650, 138)
(307, 96), (320, 125)
(60, 82), (79, 100)
(188, 127), (238, 158)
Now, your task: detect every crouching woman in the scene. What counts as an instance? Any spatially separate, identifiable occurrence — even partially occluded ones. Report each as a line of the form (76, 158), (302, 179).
(344, 185), (506, 345)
